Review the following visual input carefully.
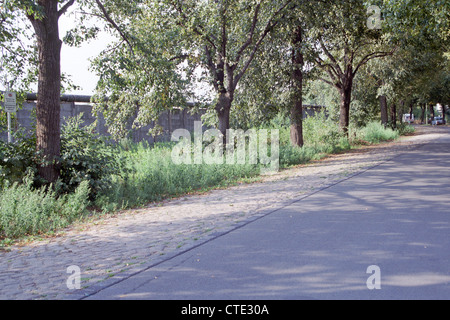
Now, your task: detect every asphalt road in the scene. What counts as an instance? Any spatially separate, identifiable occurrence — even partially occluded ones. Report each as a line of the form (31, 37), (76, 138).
(86, 128), (450, 300)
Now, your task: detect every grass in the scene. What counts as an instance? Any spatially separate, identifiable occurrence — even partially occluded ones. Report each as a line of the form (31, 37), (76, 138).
(357, 122), (399, 143)
(94, 142), (262, 211)
(0, 177), (90, 240)
(0, 116), (415, 244)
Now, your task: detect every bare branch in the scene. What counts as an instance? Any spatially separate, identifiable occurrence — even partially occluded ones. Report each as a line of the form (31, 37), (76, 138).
(233, 3), (261, 68)
(58, 0), (76, 18)
(169, 54), (190, 62)
(205, 45), (219, 92)
(94, 0), (134, 55)
(318, 35), (344, 78)
(353, 47), (397, 76)
(318, 77), (336, 87)
(234, 0), (293, 88)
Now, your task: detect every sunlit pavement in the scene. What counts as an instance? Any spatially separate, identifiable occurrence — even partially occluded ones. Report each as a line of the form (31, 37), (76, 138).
(86, 127), (450, 300)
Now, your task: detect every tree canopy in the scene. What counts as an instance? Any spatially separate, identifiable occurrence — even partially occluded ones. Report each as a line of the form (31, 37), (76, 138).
(1, 0), (448, 170)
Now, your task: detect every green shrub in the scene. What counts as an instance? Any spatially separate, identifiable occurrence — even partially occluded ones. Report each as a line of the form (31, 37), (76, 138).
(0, 177), (90, 239)
(360, 121), (399, 143)
(0, 115), (119, 199)
(0, 129), (38, 187)
(59, 114), (121, 198)
(396, 122), (416, 136)
(302, 111), (345, 148)
(275, 111), (350, 167)
(95, 142), (261, 211)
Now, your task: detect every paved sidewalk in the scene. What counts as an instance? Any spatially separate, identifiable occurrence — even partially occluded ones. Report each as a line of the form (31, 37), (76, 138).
(0, 127), (446, 300)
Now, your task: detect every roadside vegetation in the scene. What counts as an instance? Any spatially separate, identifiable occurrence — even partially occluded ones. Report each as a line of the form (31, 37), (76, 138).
(0, 113), (414, 243)
(1, 0), (443, 245)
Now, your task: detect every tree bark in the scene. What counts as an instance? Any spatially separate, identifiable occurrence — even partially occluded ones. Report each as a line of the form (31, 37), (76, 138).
(443, 104), (447, 124)
(216, 92), (232, 139)
(409, 102), (414, 124)
(399, 100), (405, 124)
(339, 80), (353, 136)
(290, 26), (304, 147)
(420, 103), (426, 124)
(379, 95), (388, 127)
(28, 0), (62, 184)
(429, 103), (435, 122)
(390, 102), (397, 129)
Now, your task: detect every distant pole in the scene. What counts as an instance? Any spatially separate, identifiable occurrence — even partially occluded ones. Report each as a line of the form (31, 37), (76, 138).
(1, 48), (12, 143)
(7, 111), (12, 143)
(6, 83), (12, 143)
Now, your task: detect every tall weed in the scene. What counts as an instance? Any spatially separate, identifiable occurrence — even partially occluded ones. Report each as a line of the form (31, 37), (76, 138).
(95, 143), (260, 211)
(0, 177), (90, 239)
(359, 121), (399, 143)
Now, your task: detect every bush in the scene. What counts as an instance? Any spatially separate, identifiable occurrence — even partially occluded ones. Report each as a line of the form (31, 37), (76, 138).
(0, 129), (38, 187)
(59, 114), (120, 198)
(302, 111), (344, 147)
(359, 121), (399, 143)
(95, 142), (261, 211)
(275, 111), (350, 167)
(396, 122), (416, 136)
(0, 177), (90, 239)
(0, 115), (119, 199)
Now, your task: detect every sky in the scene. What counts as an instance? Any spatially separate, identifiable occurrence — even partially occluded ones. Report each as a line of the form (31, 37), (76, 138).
(58, 7), (116, 96)
(9, 4), (210, 100)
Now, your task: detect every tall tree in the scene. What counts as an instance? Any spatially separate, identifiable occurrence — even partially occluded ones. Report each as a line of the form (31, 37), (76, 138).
(229, 2), (312, 147)
(380, 0), (449, 124)
(2, 0), (76, 183)
(306, 0), (393, 134)
(1, 0), (125, 183)
(90, 0), (294, 141)
(289, 25), (304, 147)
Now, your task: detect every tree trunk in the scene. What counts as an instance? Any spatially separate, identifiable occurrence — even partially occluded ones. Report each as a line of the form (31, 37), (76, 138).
(399, 100), (405, 124)
(290, 26), (304, 147)
(443, 105), (447, 124)
(379, 95), (388, 127)
(390, 102), (397, 129)
(339, 84), (352, 136)
(409, 102), (414, 124)
(28, 1), (62, 184)
(429, 103), (435, 122)
(420, 103), (426, 124)
(290, 103), (303, 147)
(216, 92), (232, 139)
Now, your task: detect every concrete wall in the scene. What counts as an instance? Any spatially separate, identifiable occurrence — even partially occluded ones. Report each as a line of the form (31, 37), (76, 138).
(1, 101), (205, 143)
(1, 101), (325, 143)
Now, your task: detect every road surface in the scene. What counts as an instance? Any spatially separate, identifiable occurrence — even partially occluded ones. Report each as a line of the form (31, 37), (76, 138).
(85, 127), (450, 300)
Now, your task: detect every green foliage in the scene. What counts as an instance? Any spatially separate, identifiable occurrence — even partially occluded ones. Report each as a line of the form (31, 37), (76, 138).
(0, 177), (90, 239)
(302, 111), (346, 149)
(95, 142), (261, 211)
(0, 115), (118, 199)
(381, 0), (449, 45)
(0, 129), (38, 186)
(358, 121), (399, 143)
(59, 114), (120, 197)
(396, 122), (416, 136)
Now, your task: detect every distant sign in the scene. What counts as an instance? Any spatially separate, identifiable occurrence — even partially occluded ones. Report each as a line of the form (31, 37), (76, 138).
(3, 91), (17, 113)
